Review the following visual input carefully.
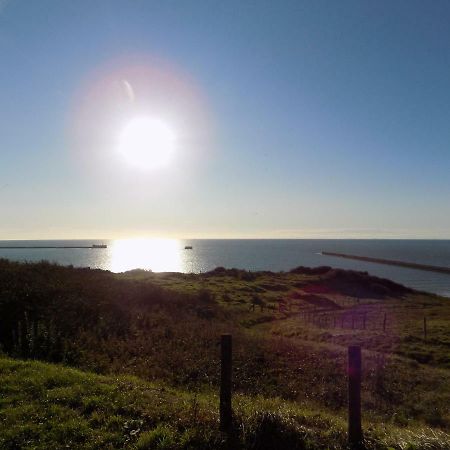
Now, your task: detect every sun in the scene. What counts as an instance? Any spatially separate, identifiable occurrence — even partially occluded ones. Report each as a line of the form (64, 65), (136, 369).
(117, 117), (175, 169)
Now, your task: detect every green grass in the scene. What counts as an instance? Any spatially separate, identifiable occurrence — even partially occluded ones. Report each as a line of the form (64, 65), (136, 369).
(1, 261), (450, 448)
(116, 269), (450, 429)
(1, 356), (449, 449)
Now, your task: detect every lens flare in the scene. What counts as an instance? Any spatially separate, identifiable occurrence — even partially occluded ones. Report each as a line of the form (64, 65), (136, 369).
(69, 55), (213, 179)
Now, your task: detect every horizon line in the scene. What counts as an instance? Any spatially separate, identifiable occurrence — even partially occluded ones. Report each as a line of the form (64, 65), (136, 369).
(1, 236), (450, 241)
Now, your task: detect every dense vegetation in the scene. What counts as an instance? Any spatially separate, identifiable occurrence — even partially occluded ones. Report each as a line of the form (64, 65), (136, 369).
(0, 258), (449, 448)
(2, 357), (450, 450)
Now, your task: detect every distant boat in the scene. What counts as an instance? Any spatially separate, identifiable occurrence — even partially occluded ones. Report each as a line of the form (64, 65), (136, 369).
(184, 245), (193, 250)
(92, 244), (107, 249)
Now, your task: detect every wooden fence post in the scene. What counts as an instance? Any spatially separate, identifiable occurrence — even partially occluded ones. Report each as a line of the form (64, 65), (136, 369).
(220, 334), (232, 433)
(348, 346), (362, 446)
(383, 313), (387, 332)
(363, 313), (367, 330)
(423, 317), (427, 340)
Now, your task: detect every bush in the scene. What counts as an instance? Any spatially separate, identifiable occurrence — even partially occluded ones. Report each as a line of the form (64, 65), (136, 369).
(290, 266), (331, 275)
(136, 425), (176, 449)
(246, 412), (306, 450)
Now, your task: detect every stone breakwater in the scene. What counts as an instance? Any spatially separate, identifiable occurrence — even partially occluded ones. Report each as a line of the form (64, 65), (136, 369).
(322, 251), (450, 275)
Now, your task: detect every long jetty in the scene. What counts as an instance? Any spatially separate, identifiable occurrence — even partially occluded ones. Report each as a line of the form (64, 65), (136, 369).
(0, 245), (105, 249)
(322, 251), (450, 275)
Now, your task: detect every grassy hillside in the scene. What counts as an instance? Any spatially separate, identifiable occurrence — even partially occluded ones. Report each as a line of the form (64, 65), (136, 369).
(0, 259), (449, 448)
(1, 357), (449, 449)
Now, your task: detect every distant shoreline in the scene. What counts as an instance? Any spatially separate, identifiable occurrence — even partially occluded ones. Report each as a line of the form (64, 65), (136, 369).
(1, 238), (450, 241)
(1, 239), (449, 297)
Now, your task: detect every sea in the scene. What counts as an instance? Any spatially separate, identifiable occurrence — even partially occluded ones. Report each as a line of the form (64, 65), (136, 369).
(0, 239), (449, 297)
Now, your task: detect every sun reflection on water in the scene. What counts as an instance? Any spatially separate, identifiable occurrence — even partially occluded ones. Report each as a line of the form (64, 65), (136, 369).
(109, 238), (183, 273)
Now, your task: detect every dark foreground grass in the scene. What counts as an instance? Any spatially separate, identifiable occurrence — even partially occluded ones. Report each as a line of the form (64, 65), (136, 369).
(1, 356), (449, 450)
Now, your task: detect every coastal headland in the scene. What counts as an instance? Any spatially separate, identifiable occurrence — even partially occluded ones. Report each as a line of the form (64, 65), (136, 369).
(0, 259), (449, 448)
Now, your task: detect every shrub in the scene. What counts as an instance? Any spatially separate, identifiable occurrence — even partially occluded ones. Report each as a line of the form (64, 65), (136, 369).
(136, 425), (176, 450)
(290, 266), (331, 275)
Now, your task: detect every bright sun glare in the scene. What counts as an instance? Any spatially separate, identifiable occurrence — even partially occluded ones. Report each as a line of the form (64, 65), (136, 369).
(117, 117), (175, 170)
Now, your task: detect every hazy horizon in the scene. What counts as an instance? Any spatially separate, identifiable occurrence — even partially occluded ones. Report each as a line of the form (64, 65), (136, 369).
(1, 235), (450, 241)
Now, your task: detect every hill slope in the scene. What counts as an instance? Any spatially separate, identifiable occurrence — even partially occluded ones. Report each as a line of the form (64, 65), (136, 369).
(0, 260), (449, 448)
(1, 356), (449, 449)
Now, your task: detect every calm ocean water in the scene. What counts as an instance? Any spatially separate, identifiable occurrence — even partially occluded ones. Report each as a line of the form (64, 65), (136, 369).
(0, 239), (449, 297)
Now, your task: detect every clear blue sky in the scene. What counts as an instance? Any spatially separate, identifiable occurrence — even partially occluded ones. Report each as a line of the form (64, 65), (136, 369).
(1, 0), (449, 239)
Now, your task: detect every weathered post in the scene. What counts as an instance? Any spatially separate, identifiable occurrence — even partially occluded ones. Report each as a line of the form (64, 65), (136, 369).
(348, 346), (362, 446)
(220, 334), (232, 433)
(363, 313), (367, 330)
(352, 315), (355, 330)
(423, 317), (427, 340)
(383, 313), (387, 332)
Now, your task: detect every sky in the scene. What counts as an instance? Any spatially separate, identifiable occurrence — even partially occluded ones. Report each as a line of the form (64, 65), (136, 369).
(0, 0), (449, 239)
